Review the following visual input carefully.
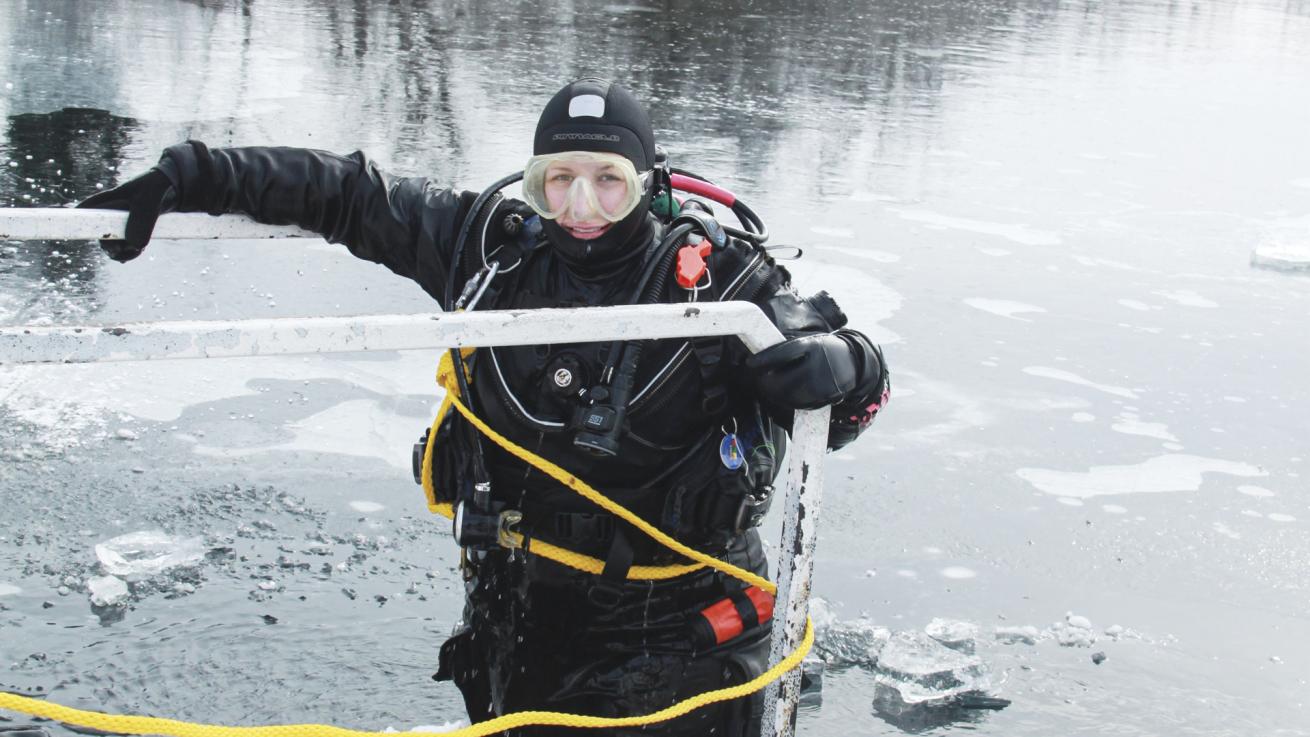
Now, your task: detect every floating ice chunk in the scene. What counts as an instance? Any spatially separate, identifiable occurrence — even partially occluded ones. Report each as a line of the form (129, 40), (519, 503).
(1072, 412), (1095, 422)
(409, 723), (467, 733)
(1051, 614), (1096, 647)
(799, 657), (825, 707)
(243, 396), (463, 471)
(1022, 366), (1138, 399)
(350, 501), (385, 513)
(1017, 454), (1264, 498)
(850, 191), (899, 203)
(1268, 513), (1296, 523)
(1102, 504), (1127, 514)
(813, 615), (891, 668)
(1152, 290), (1217, 308)
(1237, 485), (1276, 498)
(818, 245), (901, 263)
(891, 208), (1061, 246)
(873, 631), (989, 705)
(808, 598), (837, 629)
(1111, 412), (1177, 442)
(115, 428), (139, 441)
(1251, 216), (1310, 272)
(1117, 299), (1151, 311)
(381, 721), (468, 733)
(87, 575), (129, 607)
(925, 619), (978, 654)
(939, 566), (976, 579)
(962, 299), (1046, 321)
(1213, 522), (1241, 539)
(810, 225), (854, 239)
(0, 582), (21, 597)
(994, 625), (1039, 645)
(95, 530), (205, 579)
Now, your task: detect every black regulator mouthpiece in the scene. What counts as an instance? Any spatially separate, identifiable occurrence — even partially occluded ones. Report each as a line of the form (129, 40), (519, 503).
(453, 497), (498, 548)
(453, 495), (522, 551)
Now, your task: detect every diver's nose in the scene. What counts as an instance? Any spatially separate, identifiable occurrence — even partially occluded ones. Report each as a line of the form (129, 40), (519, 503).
(567, 179), (598, 221)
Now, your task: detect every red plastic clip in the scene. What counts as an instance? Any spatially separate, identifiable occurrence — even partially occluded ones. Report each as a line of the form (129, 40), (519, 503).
(676, 238), (713, 289)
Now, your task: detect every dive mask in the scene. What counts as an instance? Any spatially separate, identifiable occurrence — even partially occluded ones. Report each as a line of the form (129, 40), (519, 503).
(522, 151), (652, 224)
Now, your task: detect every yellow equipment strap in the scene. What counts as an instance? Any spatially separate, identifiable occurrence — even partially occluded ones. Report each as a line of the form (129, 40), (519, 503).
(0, 349), (816, 735)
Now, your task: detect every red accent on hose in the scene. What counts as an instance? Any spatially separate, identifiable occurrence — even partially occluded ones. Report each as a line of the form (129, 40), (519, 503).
(671, 174), (737, 207)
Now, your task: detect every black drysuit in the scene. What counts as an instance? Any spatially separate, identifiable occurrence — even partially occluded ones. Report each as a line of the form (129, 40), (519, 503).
(153, 142), (888, 736)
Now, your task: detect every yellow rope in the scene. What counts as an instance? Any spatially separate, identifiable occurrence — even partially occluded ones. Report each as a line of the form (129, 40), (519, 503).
(0, 348), (816, 735)
(439, 388), (770, 590)
(421, 350), (717, 582)
(0, 620), (810, 736)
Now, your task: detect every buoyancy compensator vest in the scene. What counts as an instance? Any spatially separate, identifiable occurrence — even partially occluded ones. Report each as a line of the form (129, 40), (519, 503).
(415, 164), (787, 574)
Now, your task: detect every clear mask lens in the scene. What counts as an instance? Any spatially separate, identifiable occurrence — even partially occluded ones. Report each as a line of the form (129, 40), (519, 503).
(522, 151), (649, 224)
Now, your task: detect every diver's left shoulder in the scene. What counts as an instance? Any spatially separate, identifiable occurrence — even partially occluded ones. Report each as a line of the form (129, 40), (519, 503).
(713, 236), (786, 301)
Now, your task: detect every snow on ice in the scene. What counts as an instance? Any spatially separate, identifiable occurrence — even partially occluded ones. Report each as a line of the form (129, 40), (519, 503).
(1016, 453), (1264, 498)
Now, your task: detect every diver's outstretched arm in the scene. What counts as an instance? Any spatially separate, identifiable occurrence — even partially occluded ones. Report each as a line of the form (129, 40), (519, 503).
(77, 141), (469, 301)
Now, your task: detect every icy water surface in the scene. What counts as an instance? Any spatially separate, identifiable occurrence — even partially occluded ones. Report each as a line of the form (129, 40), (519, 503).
(2, 0), (1309, 735)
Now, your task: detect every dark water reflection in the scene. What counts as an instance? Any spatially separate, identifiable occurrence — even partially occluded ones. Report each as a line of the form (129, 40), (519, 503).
(3, 0), (1305, 322)
(8, 0), (1301, 195)
(0, 108), (142, 322)
(2, 0), (1310, 735)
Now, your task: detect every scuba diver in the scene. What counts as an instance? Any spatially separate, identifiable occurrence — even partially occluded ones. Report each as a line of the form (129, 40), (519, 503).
(77, 79), (889, 737)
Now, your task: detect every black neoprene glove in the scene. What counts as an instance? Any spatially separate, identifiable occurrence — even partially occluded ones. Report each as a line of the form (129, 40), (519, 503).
(745, 332), (866, 410)
(75, 168), (174, 262)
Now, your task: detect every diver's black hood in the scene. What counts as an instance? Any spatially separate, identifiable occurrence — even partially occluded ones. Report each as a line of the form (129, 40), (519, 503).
(534, 78), (655, 169)
(534, 78), (657, 274)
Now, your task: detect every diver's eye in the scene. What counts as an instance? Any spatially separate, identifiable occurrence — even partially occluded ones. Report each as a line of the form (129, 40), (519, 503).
(549, 173), (575, 184)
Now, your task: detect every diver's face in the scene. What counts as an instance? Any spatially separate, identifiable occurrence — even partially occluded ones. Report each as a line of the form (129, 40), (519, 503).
(543, 158), (630, 240)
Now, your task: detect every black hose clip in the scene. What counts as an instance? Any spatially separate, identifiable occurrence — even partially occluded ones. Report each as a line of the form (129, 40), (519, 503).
(411, 428), (430, 485)
(572, 391), (622, 457)
(734, 485), (774, 534)
(672, 209), (727, 249)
